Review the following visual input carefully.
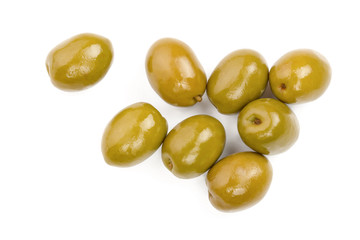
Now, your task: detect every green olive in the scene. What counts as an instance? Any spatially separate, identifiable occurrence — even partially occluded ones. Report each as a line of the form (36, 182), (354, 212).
(269, 49), (331, 103)
(46, 33), (113, 91)
(206, 152), (273, 212)
(207, 49), (269, 114)
(237, 98), (299, 155)
(162, 115), (225, 179)
(145, 38), (207, 106)
(102, 102), (168, 167)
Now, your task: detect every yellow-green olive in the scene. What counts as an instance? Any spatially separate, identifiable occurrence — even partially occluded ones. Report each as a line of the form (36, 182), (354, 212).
(206, 152), (273, 212)
(145, 38), (207, 106)
(207, 49), (269, 114)
(269, 49), (331, 103)
(162, 115), (225, 179)
(46, 33), (113, 91)
(237, 98), (299, 155)
(102, 102), (168, 167)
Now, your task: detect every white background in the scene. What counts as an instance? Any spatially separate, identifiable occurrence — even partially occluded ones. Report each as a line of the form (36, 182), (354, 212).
(0, 0), (359, 239)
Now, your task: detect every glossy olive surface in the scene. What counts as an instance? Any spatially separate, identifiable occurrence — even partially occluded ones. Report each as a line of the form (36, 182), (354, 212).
(145, 38), (207, 106)
(46, 33), (113, 91)
(207, 49), (269, 114)
(238, 98), (299, 155)
(162, 115), (225, 179)
(102, 102), (168, 167)
(269, 49), (331, 103)
(206, 152), (272, 212)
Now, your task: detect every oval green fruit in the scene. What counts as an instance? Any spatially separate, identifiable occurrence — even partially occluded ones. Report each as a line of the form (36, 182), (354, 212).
(207, 49), (269, 114)
(206, 152), (273, 212)
(102, 102), (168, 167)
(237, 98), (299, 155)
(162, 115), (225, 179)
(145, 38), (207, 106)
(269, 49), (331, 103)
(46, 33), (113, 91)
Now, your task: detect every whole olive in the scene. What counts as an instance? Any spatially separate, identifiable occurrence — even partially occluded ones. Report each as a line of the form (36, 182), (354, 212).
(207, 49), (268, 114)
(46, 33), (113, 91)
(145, 38), (207, 106)
(237, 98), (299, 155)
(162, 115), (225, 178)
(269, 49), (331, 104)
(206, 152), (273, 212)
(102, 102), (168, 167)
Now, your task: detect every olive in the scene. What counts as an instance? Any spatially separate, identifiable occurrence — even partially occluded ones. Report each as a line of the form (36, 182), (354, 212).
(269, 49), (331, 103)
(145, 38), (207, 106)
(237, 98), (299, 155)
(207, 49), (268, 114)
(102, 102), (168, 167)
(46, 33), (113, 91)
(206, 152), (273, 212)
(162, 115), (225, 178)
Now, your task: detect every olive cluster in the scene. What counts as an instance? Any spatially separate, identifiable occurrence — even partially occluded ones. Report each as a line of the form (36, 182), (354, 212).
(46, 34), (331, 212)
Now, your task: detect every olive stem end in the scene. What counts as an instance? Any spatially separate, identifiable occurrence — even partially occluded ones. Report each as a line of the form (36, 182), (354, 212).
(194, 95), (202, 102)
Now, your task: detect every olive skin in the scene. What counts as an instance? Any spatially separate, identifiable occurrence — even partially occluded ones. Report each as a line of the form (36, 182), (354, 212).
(145, 38), (207, 106)
(46, 33), (113, 91)
(207, 49), (269, 114)
(206, 152), (272, 212)
(269, 49), (331, 103)
(162, 115), (225, 179)
(102, 102), (168, 167)
(237, 98), (299, 155)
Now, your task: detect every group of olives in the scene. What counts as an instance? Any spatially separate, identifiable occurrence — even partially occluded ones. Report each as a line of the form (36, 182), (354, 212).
(46, 33), (331, 212)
